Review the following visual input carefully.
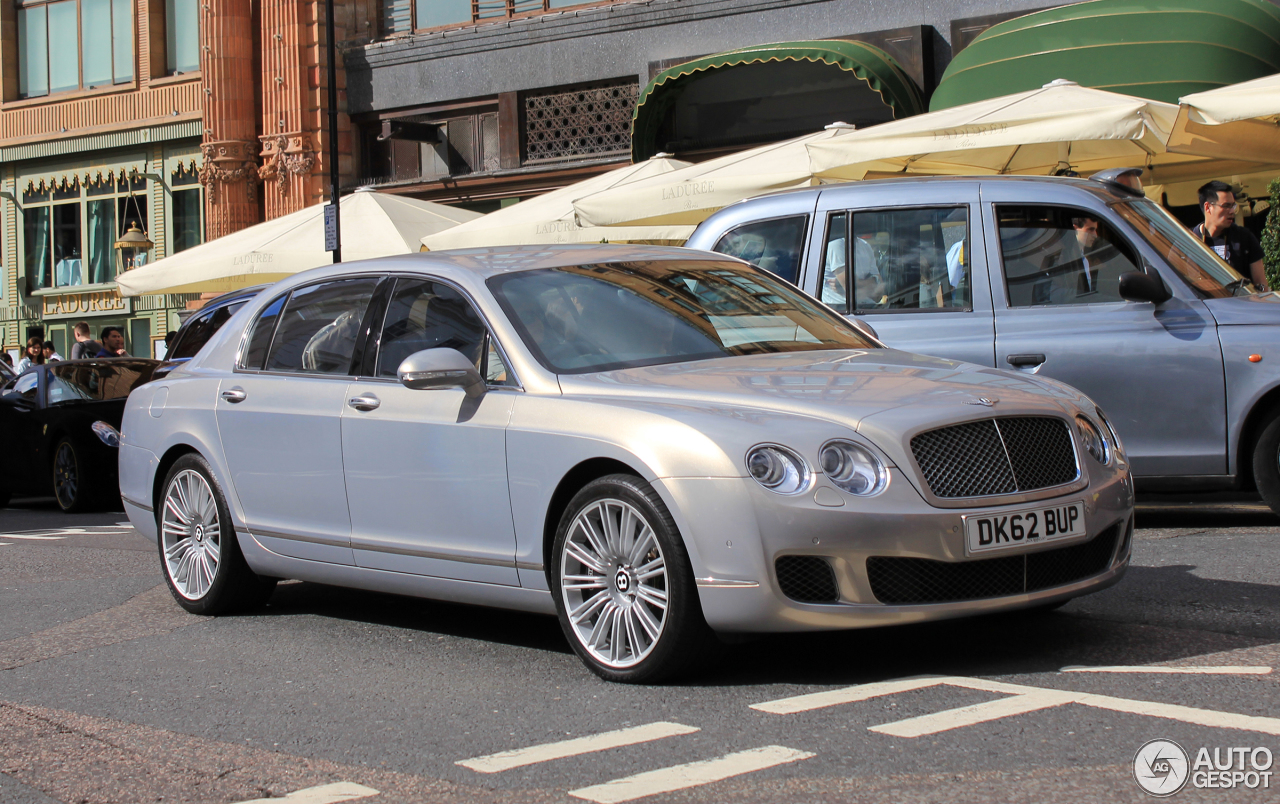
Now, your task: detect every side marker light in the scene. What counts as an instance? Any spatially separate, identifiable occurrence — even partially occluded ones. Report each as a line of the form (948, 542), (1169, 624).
(1249, 354), (1263, 363)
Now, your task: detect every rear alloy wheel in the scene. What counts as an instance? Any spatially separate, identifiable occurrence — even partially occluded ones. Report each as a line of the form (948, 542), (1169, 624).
(52, 438), (93, 513)
(552, 474), (712, 683)
(1254, 410), (1280, 516)
(159, 454), (276, 615)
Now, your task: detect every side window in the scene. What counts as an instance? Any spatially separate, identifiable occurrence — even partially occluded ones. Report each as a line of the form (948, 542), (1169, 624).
(997, 205), (1139, 308)
(819, 212), (848, 312)
(170, 301), (247, 360)
(11, 372), (39, 401)
(376, 278), (513, 385)
(711, 215), (808, 285)
(265, 278), (379, 374)
(240, 294), (287, 370)
(849, 207), (970, 312)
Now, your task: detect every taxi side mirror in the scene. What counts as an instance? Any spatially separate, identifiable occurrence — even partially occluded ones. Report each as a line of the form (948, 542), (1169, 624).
(1119, 270), (1172, 305)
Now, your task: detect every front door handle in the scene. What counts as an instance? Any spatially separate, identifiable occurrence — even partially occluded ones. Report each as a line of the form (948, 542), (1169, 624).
(1006, 353), (1046, 368)
(348, 393), (380, 412)
(220, 388), (247, 403)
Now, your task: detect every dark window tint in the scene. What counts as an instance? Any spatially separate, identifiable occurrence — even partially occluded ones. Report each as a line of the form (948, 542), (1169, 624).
(376, 279), (490, 379)
(712, 216), (808, 285)
(266, 279), (379, 374)
(47, 361), (157, 402)
(240, 294), (287, 370)
(997, 205), (1138, 308)
(170, 301), (246, 360)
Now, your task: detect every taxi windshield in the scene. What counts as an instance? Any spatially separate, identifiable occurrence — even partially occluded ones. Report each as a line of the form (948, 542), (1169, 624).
(489, 259), (879, 374)
(1111, 199), (1253, 299)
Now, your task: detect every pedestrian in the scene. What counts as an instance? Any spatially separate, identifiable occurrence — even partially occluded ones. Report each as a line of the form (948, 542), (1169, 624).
(94, 326), (129, 358)
(70, 321), (102, 360)
(41, 341), (63, 362)
(15, 335), (45, 372)
(0, 351), (12, 368)
(1194, 180), (1269, 291)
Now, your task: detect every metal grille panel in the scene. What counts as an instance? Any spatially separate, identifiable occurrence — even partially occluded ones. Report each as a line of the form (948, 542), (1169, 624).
(910, 416), (1076, 499)
(867, 523), (1121, 604)
(910, 420), (1015, 498)
(524, 82), (639, 163)
(775, 556), (839, 603)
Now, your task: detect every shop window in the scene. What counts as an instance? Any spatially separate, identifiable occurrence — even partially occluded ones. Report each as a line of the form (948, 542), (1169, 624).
(171, 162), (203, 254)
(379, 0), (616, 37)
(359, 111), (499, 185)
(23, 174), (148, 290)
(165, 0), (198, 74)
(523, 81), (638, 164)
(17, 0), (134, 98)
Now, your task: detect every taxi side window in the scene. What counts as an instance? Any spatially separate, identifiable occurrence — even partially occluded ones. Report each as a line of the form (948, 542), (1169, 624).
(997, 205), (1139, 307)
(834, 207), (970, 312)
(711, 215), (808, 285)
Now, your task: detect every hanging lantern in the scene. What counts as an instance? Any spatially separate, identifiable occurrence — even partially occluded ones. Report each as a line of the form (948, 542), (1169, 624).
(114, 220), (154, 273)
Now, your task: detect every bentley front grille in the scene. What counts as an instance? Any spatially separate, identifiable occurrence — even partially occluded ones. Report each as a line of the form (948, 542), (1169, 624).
(910, 416), (1077, 499)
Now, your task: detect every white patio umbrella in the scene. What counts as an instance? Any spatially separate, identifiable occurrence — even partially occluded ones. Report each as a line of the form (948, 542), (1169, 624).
(572, 125), (854, 229)
(420, 156), (694, 251)
(116, 189), (482, 297)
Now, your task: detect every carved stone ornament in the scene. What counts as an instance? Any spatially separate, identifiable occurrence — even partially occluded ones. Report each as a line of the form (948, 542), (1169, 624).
(200, 140), (261, 203)
(259, 134), (318, 196)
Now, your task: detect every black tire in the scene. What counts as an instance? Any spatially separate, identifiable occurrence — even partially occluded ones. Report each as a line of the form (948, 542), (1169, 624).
(550, 473), (714, 683)
(1254, 410), (1280, 516)
(157, 453), (276, 615)
(52, 437), (95, 513)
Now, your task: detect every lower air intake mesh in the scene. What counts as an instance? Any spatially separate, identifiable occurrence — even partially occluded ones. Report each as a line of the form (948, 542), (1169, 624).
(775, 556), (839, 603)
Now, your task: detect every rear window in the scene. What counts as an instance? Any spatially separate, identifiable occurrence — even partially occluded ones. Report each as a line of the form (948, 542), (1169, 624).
(47, 362), (157, 403)
(170, 300), (248, 360)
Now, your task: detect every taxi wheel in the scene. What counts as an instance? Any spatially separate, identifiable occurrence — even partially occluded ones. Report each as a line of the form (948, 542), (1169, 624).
(551, 474), (714, 684)
(1253, 411), (1280, 516)
(158, 454), (277, 615)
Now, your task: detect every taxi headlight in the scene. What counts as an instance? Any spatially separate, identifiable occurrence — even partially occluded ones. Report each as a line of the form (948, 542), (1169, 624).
(1076, 415), (1109, 464)
(746, 445), (809, 495)
(819, 440), (887, 496)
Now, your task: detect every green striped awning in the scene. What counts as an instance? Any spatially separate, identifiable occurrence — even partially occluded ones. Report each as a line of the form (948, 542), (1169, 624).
(631, 40), (925, 162)
(930, 0), (1280, 111)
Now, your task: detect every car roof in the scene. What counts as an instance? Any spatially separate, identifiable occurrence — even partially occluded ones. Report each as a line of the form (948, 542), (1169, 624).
(753, 173), (1129, 202)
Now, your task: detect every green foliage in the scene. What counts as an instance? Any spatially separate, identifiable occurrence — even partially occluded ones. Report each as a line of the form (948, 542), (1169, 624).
(1264, 178), (1280, 291)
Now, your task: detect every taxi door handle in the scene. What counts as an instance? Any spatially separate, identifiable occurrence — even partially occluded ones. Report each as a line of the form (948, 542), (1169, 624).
(1006, 353), (1046, 367)
(348, 393), (380, 412)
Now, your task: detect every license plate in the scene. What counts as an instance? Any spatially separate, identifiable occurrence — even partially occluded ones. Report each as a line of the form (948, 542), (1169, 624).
(964, 501), (1085, 555)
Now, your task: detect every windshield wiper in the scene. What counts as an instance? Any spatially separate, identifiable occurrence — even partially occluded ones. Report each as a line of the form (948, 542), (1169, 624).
(1221, 278), (1252, 297)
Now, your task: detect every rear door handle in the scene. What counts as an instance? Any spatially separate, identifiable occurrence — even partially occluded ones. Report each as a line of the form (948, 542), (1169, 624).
(1006, 353), (1046, 367)
(220, 388), (247, 403)
(348, 393), (380, 412)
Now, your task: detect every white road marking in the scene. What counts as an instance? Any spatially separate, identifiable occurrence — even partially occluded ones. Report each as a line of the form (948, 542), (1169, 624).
(0, 525), (137, 541)
(568, 745), (814, 804)
(232, 782), (379, 804)
(0, 534), (66, 540)
(1062, 665), (1272, 675)
(753, 675), (1280, 736)
(458, 722), (699, 773)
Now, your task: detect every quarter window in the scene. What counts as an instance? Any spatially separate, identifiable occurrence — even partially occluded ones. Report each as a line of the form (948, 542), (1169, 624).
(835, 207), (970, 313)
(711, 215), (808, 286)
(265, 279), (379, 375)
(996, 205), (1139, 307)
(17, 0), (134, 98)
(375, 278), (512, 385)
(169, 301), (245, 360)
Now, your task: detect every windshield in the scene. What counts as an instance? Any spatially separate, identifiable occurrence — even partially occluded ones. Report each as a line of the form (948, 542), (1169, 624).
(1111, 199), (1253, 298)
(488, 260), (879, 374)
(47, 361), (157, 404)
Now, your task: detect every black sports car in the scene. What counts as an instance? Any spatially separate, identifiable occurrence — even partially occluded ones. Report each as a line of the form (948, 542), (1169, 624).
(0, 359), (160, 511)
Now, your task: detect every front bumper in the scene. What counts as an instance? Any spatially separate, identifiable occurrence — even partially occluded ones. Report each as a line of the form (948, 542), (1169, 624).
(658, 459), (1134, 633)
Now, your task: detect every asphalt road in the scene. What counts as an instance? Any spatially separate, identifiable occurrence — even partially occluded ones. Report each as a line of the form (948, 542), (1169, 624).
(1, 496), (1278, 804)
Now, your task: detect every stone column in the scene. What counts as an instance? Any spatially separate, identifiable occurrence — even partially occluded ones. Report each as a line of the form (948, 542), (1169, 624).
(199, 0), (261, 239)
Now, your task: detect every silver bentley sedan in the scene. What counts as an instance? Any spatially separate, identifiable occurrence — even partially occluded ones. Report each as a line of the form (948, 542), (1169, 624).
(119, 245), (1134, 682)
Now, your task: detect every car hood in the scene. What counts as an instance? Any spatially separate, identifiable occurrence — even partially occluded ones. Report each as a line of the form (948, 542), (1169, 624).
(1204, 292), (1280, 326)
(557, 349), (1089, 468)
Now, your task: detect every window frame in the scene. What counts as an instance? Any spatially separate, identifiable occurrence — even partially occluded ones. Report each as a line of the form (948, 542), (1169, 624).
(993, 202), (1143, 311)
(15, 0), (136, 99)
(838, 204), (975, 316)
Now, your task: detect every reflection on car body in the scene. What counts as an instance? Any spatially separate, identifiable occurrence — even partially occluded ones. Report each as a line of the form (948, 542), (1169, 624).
(120, 245), (1133, 682)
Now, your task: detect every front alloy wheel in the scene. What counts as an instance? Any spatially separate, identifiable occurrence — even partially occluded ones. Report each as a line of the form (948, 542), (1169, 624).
(553, 474), (712, 683)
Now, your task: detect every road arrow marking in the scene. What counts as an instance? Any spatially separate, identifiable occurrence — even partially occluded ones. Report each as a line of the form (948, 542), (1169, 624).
(569, 745), (814, 803)
(458, 721), (698, 773)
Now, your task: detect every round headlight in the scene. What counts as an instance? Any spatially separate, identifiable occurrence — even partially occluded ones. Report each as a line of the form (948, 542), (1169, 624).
(819, 440), (887, 496)
(746, 445), (809, 494)
(1076, 415), (1109, 464)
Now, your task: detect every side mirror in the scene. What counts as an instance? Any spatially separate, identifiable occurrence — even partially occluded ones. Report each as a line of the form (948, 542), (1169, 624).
(397, 348), (486, 398)
(1119, 270), (1172, 305)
